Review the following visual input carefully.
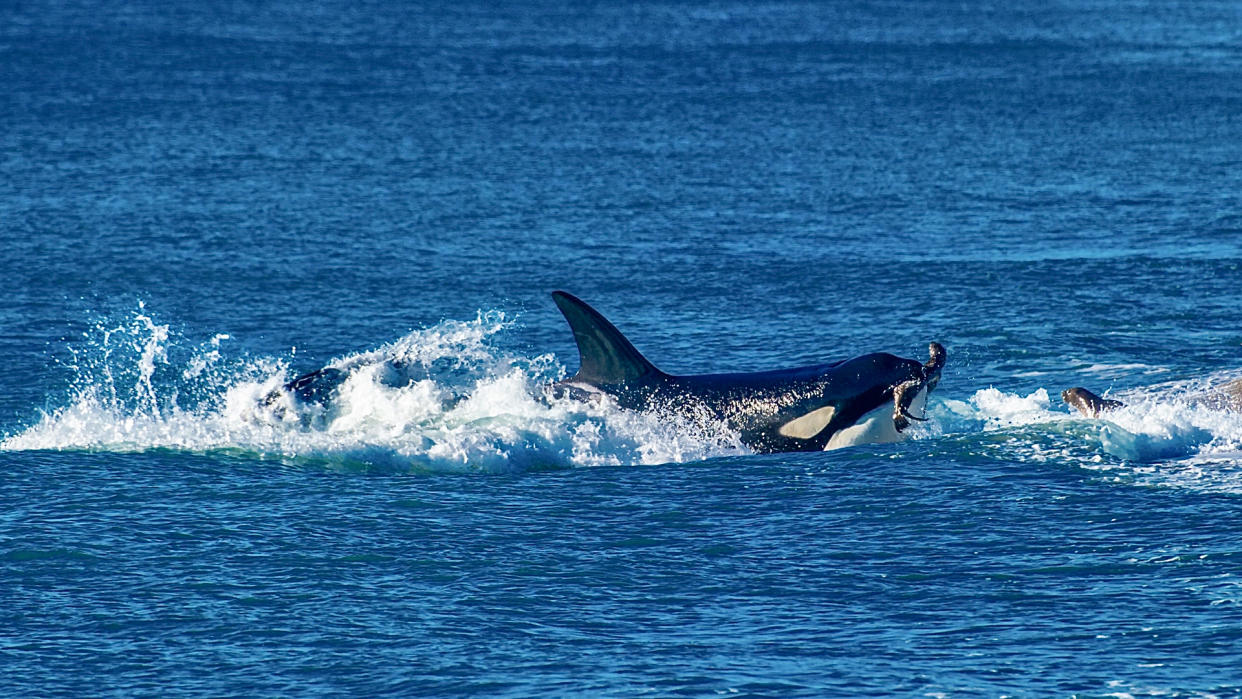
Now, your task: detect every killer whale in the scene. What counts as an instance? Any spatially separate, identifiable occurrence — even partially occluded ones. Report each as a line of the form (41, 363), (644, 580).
(549, 291), (946, 453)
(264, 292), (946, 453)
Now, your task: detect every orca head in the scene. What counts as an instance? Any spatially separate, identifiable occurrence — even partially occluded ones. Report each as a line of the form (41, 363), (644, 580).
(778, 343), (946, 451)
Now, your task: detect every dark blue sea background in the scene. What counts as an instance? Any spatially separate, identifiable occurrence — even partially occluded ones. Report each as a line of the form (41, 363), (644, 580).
(4, 1), (1242, 695)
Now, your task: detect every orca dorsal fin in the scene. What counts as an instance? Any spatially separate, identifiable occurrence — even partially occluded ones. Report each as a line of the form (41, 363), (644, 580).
(552, 291), (662, 385)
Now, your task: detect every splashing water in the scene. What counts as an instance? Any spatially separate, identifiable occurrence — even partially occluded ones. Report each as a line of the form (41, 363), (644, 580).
(927, 382), (1242, 492)
(6, 306), (1242, 486)
(1, 307), (748, 472)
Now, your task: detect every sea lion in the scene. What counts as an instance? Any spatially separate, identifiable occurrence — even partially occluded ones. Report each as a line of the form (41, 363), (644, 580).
(1063, 378), (1242, 417)
(1061, 387), (1125, 418)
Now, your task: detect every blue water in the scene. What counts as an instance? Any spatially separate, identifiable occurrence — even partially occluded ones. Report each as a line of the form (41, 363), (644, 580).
(4, 1), (1242, 695)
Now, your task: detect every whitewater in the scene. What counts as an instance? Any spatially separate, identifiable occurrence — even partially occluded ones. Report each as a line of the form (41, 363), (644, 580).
(7, 306), (1242, 492)
(6, 1), (1242, 694)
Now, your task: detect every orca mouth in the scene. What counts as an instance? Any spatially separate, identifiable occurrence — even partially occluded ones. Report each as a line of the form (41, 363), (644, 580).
(892, 342), (946, 432)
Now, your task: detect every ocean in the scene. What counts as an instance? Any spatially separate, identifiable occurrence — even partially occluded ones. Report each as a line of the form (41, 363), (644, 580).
(3, 0), (1242, 695)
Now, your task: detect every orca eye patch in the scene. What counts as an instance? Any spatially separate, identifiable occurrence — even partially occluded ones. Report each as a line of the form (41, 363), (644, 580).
(778, 405), (837, 439)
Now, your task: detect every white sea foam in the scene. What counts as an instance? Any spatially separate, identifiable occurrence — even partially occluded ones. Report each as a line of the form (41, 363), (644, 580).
(8, 307), (1242, 487)
(939, 381), (1242, 492)
(1, 308), (749, 472)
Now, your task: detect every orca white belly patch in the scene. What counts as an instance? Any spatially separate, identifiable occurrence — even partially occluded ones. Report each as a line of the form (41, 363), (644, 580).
(824, 386), (928, 450)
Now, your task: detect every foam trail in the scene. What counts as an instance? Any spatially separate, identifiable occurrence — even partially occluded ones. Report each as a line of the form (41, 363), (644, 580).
(2, 307), (749, 472)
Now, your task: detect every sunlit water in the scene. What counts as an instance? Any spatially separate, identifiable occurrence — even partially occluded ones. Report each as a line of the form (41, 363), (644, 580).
(4, 0), (1242, 696)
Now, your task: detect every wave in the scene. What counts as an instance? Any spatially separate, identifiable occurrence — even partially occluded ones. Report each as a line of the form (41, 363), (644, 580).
(0, 305), (748, 472)
(5, 305), (1242, 488)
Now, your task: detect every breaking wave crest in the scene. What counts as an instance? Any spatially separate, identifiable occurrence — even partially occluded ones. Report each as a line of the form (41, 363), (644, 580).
(1, 306), (748, 472)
